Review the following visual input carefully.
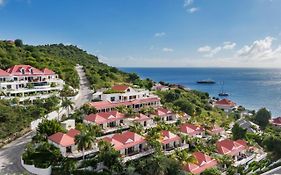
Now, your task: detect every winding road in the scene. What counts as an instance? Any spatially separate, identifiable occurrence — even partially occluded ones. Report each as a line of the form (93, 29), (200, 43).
(0, 65), (92, 174)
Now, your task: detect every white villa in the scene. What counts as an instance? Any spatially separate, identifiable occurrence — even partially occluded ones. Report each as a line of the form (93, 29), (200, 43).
(84, 110), (127, 133)
(103, 131), (148, 158)
(48, 129), (80, 157)
(98, 85), (150, 103)
(0, 65), (64, 101)
(154, 108), (178, 124)
(159, 130), (183, 151)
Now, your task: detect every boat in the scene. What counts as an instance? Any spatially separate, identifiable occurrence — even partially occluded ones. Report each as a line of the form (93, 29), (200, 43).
(218, 81), (229, 96)
(196, 80), (216, 84)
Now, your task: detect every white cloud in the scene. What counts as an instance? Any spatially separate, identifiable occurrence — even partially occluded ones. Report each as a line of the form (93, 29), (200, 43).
(154, 32), (166, 37)
(237, 36), (281, 61)
(184, 0), (193, 7)
(0, 0), (5, 6)
(162, 48), (174, 52)
(197, 46), (211, 52)
(223, 42), (236, 50)
(197, 45), (221, 57)
(205, 47), (222, 57)
(188, 7), (199, 13)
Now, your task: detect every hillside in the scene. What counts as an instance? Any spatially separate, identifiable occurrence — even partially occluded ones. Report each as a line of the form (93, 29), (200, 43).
(0, 40), (131, 89)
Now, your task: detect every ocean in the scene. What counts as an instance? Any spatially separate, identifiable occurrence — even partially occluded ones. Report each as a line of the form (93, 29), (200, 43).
(120, 68), (281, 117)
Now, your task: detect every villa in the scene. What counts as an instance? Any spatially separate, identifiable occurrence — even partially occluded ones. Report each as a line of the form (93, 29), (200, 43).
(183, 152), (217, 174)
(216, 139), (254, 166)
(102, 131), (148, 158)
(125, 113), (154, 128)
(96, 85), (150, 103)
(159, 130), (182, 151)
(179, 123), (205, 138)
(207, 126), (225, 136)
(84, 111), (126, 133)
(214, 99), (236, 112)
(89, 97), (161, 113)
(0, 65), (64, 101)
(270, 117), (281, 128)
(236, 118), (260, 133)
(151, 84), (169, 91)
(154, 108), (178, 124)
(48, 129), (80, 157)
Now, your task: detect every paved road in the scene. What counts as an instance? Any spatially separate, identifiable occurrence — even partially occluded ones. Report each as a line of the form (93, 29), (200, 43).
(74, 65), (93, 108)
(0, 65), (92, 174)
(0, 132), (34, 174)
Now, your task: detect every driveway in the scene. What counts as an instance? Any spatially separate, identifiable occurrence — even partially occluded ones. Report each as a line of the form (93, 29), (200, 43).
(0, 65), (93, 174)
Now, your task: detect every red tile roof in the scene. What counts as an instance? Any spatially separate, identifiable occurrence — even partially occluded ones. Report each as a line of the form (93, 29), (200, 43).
(179, 123), (205, 136)
(155, 108), (173, 116)
(272, 117), (281, 126)
(183, 152), (217, 174)
(134, 113), (151, 122)
(5, 65), (55, 76)
(214, 99), (236, 107)
(160, 130), (181, 145)
(42, 68), (55, 75)
(84, 111), (125, 124)
(103, 131), (145, 150)
(66, 129), (81, 138)
(0, 69), (10, 76)
(89, 97), (160, 110)
(111, 85), (130, 91)
(48, 132), (75, 147)
(216, 139), (247, 156)
(207, 126), (225, 135)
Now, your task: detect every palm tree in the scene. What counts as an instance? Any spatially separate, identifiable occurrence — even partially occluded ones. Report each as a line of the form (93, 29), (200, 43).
(171, 149), (197, 165)
(140, 107), (155, 115)
(115, 105), (127, 113)
(130, 122), (144, 135)
(126, 107), (136, 118)
(75, 131), (95, 160)
(86, 124), (102, 137)
(61, 97), (74, 117)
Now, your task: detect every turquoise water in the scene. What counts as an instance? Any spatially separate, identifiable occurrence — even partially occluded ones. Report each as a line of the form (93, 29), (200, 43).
(120, 68), (281, 117)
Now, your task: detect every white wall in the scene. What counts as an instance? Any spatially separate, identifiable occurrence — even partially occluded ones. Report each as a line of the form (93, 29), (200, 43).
(21, 157), (52, 175)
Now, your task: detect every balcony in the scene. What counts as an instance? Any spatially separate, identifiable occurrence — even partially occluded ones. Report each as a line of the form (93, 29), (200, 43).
(164, 144), (189, 155)
(234, 153), (255, 167)
(122, 149), (154, 162)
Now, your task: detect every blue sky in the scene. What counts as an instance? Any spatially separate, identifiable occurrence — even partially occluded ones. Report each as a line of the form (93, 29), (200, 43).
(1, 0), (281, 67)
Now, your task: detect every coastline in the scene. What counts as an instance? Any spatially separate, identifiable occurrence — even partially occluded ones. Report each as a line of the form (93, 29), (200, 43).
(120, 67), (281, 117)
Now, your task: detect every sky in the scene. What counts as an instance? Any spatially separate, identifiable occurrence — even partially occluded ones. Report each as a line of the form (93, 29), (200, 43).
(1, 0), (281, 67)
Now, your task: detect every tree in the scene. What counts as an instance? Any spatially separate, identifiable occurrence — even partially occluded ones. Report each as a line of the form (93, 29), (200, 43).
(130, 122), (144, 135)
(263, 134), (281, 158)
(61, 97), (74, 117)
(201, 168), (221, 175)
(128, 73), (139, 82)
(14, 39), (23, 47)
(232, 123), (247, 140)
(75, 131), (95, 160)
(60, 158), (77, 175)
(171, 149), (197, 165)
(125, 107), (136, 118)
(37, 119), (65, 138)
(98, 140), (123, 174)
(254, 108), (271, 129)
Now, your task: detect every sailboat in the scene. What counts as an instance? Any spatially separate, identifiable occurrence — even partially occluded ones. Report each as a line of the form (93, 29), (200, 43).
(218, 81), (229, 96)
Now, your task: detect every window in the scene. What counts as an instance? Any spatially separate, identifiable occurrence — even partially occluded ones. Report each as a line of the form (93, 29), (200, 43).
(110, 97), (115, 102)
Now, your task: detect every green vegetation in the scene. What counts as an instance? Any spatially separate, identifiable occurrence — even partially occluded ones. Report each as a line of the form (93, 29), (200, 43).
(0, 96), (60, 140)
(232, 123), (247, 140)
(22, 142), (62, 168)
(253, 108), (271, 129)
(155, 89), (232, 128)
(0, 39), (143, 90)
